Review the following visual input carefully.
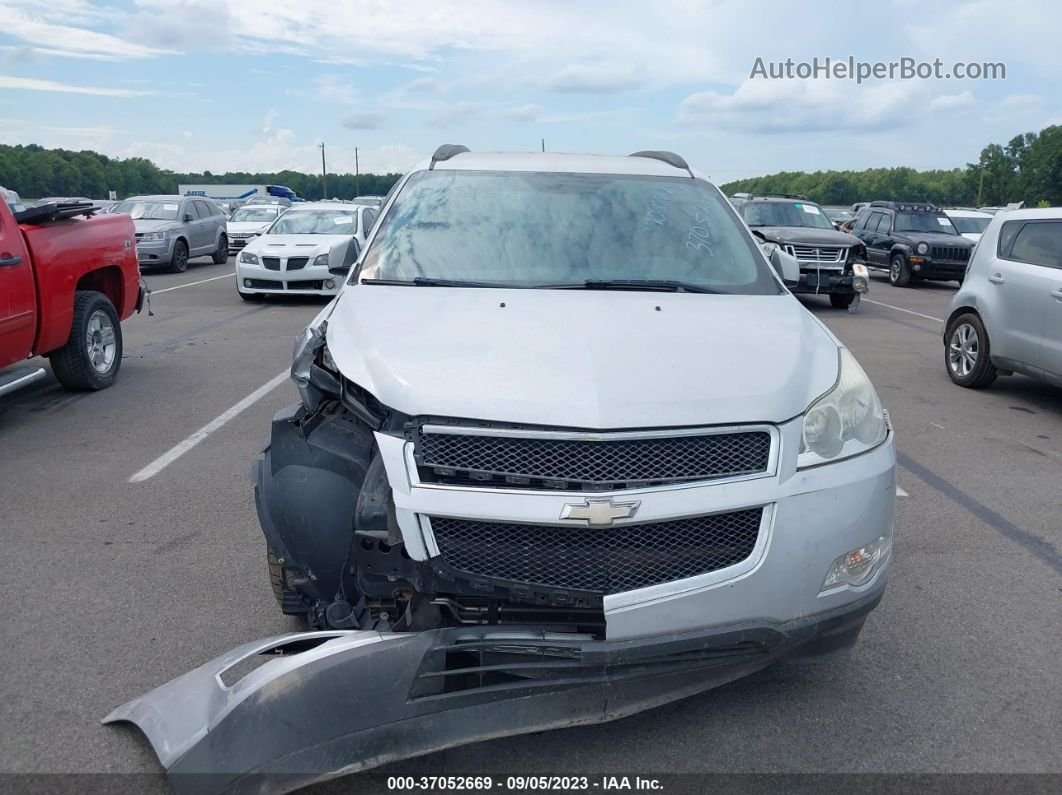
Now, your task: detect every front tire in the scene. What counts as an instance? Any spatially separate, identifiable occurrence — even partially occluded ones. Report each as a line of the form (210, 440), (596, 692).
(212, 234), (228, 264)
(49, 291), (123, 391)
(889, 254), (911, 287)
(830, 293), (856, 309)
(236, 281), (263, 301)
(168, 238), (189, 273)
(946, 312), (998, 388)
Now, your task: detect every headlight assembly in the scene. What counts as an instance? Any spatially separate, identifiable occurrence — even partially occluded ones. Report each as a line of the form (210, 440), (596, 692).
(916, 242), (929, 255)
(313, 253), (331, 268)
(139, 231), (167, 241)
(798, 349), (888, 468)
(239, 251), (259, 264)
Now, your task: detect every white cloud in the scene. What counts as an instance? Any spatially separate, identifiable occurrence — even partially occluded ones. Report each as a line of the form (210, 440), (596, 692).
(503, 104), (542, 122)
(929, 91), (975, 109)
(0, 75), (154, 97)
(0, 4), (175, 60)
(544, 64), (645, 94)
(679, 78), (926, 134)
(341, 110), (386, 130)
(312, 75), (360, 104)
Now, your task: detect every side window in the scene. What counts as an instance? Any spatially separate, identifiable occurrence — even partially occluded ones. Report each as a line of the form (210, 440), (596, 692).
(860, 212), (880, 231)
(997, 220), (1022, 258)
(876, 213), (892, 233)
(1007, 221), (1062, 269)
(195, 200), (215, 218)
(183, 201), (201, 220)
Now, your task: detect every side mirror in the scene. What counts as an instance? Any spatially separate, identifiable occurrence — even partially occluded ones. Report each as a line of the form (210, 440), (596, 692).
(764, 245), (800, 286)
(329, 240), (360, 277)
(328, 263), (351, 277)
(183, 212), (193, 222)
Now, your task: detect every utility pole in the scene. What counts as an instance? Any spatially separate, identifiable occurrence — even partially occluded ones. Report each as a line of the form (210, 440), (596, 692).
(354, 147), (360, 197)
(318, 142), (327, 198)
(541, 138), (545, 152)
(976, 158), (985, 207)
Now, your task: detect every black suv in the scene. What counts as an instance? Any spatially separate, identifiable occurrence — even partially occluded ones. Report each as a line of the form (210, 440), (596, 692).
(849, 201), (973, 286)
(735, 194), (868, 308)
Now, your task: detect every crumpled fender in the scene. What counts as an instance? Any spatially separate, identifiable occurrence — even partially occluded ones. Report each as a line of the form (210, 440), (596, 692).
(103, 623), (785, 795)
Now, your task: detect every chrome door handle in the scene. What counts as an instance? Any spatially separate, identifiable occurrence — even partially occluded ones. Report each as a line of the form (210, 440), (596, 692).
(1051, 288), (1062, 301)
(988, 274), (1005, 284)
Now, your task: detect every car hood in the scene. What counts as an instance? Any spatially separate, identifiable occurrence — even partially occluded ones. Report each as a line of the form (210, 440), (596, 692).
(960, 233), (982, 242)
(325, 287), (841, 428)
(227, 221), (271, 233)
(901, 231), (972, 246)
(133, 219), (180, 233)
(244, 234), (352, 254)
(751, 226), (859, 246)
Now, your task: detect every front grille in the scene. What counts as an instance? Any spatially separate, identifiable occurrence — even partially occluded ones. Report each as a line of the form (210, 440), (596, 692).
(286, 280), (325, 290)
(415, 427), (772, 491)
(787, 245), (846, 263)
(245, 278), (278, 289)
(262, 256), (281, 270)
(429, 508), (764, 595)
(286, 257), (309, 270)
(930, 245), (970, 262)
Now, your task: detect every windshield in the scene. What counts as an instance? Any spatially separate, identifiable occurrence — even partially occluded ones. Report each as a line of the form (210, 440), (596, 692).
(742, 201), (835, 230)
(358, 170), (782, 295)
(110, 200), (180, 221)
(950, 216), (990, 235)
(231, 206), (281, 223)
(824, 208), (854, 222)
(895, 212), (958, 235)
(267, 209), (358, 235)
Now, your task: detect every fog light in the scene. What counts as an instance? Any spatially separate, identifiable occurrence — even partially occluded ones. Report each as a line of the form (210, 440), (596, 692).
(325, 279), (336, 289)
(854, 276), (868, 292)
(244, 279), (252, 287)
(913, 263), (922, 272)
(822, 536), (890, 590)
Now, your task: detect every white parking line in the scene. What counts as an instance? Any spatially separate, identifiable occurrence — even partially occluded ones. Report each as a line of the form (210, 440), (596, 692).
(150, 272), (235, 295)
(129, 370), (289, 483)
(863, 299), (944, 324)
(896, 486), (909, 497)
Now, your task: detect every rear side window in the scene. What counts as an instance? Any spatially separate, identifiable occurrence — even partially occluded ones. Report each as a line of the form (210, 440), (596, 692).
(195, 200), (216, 218)
(859, 212), (880, 231)
(1001, 220), (1062, 269)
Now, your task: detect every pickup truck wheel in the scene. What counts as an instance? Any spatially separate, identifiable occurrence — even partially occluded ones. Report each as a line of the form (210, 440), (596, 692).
(829, 293), (855, 309)
(168, 239), (189, 273)
(946, 313), (998, 388)
(49, 291), (123, 391)
(212, 234), (228, 264)
(889, 254), (911, 287)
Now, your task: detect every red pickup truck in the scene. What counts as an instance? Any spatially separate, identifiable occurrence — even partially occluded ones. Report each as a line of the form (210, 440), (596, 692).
(0, 190), (145, 397)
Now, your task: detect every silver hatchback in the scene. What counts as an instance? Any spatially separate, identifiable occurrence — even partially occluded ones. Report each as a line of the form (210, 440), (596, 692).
(944, 208), (1062, 388)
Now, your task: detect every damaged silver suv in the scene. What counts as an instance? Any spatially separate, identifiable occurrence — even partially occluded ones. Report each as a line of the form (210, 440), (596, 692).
(107, 147), (896, 790)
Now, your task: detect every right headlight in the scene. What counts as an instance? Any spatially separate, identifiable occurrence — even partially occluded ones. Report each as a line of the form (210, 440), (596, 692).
(798, 348), (888, 469)
(916, 242), (929, 255)
(239, 251), (259, 264)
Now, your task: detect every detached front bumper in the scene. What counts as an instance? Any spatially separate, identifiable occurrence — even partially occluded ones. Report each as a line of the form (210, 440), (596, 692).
(104, 591), (881, 794)
(791, 268), (856, 295)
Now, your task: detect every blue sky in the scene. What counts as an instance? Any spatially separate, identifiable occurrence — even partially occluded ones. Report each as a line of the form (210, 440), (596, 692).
(0, 0), (1059, 180)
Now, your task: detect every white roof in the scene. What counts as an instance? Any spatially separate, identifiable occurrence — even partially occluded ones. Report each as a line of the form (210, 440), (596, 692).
(986, 206), (1061, 221)
(410, 151), (705, 180)
(945, 208), (993, 218)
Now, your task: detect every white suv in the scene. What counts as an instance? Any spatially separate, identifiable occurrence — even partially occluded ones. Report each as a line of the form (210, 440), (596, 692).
(945, 207), (1062, 388)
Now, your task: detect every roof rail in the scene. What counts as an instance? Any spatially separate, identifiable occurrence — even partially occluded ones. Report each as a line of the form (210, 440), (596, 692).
(870, 200), (939, 211)
(748, 192), (811, 201)
(629, 150), (694, 178)
(429, 144), (470, 170)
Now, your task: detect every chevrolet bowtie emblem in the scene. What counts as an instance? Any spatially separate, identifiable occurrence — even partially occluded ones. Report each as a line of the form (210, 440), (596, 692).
(560, 498), (641, 527)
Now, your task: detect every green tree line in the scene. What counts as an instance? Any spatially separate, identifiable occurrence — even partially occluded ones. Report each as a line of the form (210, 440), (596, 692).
(722, 124), (1062, 207)
(0, 143), (401, 200)
(3, 124), (1061, 205)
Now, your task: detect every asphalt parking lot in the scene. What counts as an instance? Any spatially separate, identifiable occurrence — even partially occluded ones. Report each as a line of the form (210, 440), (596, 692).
(1, 258), (1059, 788)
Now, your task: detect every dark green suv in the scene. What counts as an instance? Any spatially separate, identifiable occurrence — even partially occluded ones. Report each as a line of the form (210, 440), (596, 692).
(850, 201), (973, 287)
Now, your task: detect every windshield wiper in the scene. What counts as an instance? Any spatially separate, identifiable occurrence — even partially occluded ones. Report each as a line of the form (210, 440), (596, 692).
(546, 279), (726, 294)
(360, 277), (516, 288)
